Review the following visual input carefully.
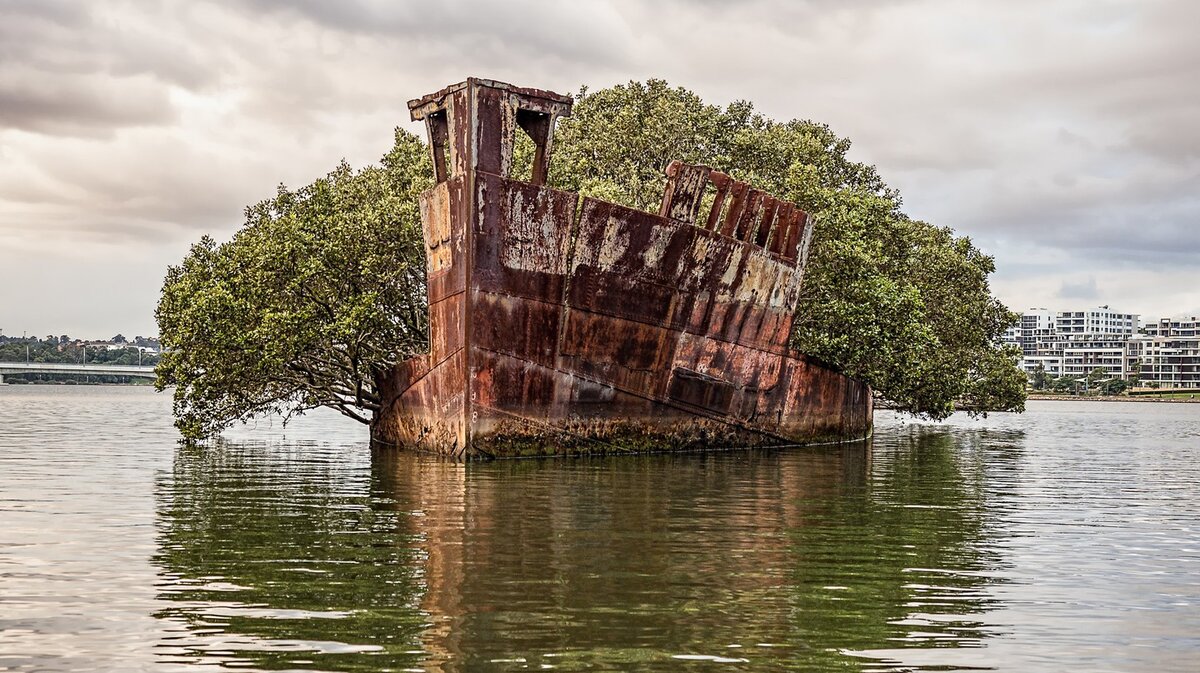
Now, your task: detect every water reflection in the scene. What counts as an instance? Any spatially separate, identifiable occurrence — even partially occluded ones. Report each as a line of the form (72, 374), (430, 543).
(154, 430), (1012, 671)
(153, 442), (427, 670)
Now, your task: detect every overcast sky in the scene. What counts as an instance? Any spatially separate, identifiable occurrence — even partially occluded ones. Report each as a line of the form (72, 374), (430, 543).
(1, 0), (1197, 338)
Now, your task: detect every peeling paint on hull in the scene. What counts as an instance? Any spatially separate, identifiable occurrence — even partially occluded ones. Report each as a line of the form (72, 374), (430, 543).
(372, 78), (872, 459)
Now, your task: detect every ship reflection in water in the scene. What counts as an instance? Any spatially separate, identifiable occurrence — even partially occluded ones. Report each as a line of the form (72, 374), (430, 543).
(153, 428), (1006, 672)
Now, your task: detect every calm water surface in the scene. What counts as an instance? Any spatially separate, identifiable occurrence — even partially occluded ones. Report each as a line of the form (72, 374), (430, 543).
(1, 386), (1198, 672)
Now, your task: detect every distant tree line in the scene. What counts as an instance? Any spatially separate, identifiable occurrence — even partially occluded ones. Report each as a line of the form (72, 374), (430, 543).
(1028, 363), (1131, 396)
(0, 334), (160, 384)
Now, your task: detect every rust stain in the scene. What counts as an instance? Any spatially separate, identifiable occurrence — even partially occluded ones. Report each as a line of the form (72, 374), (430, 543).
(372, 78), (872, 459)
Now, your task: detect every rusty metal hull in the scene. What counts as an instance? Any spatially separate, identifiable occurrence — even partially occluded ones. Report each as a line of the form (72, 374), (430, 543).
(372, 79), (872, 459)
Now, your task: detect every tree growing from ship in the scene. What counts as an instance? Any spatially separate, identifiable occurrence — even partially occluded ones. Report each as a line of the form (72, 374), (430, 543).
(156, 80), (1025, 439)
(155, 135), (432, 439)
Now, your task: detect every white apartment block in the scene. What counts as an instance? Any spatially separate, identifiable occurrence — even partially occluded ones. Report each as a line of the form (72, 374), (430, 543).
(1143, 316), (1199, 338)
(1016, 308), (1057, 356)
(1127, 316), (1200, 389)
(1015, 307), (1200, 389)
(1022, 354), (1063, 378)
(1054, 306), (1138, 336)
(1001, 324), (1021, 350)
(1014, 306), (1151, 382)
(1020, 335), (1128, 379)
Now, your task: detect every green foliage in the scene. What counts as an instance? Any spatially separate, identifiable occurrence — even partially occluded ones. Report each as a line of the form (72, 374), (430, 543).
(1031, 363), (1050, 391)
(159, 80), (1025, 438)
(547, 80), (1024, 420)
(0, 339), (159, 368)
(1100, 378), (1129, 396)
(1086, 367), (1109, 388)
(155, 130), (432, 439)
(1051, 376), (1078, 393)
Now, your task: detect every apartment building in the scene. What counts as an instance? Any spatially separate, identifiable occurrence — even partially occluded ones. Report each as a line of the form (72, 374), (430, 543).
(1128, 316), (1200, 389)
(1017, 308), (1056, 356)
(1143, 316), (1200, 338)
(1022, 354), (1063, 378)
(1055, 306), (1138, 336)
(1061, 337), (1128, 378)
(1016, 306), (1139, 380)
(1014, 307), (1200, 388)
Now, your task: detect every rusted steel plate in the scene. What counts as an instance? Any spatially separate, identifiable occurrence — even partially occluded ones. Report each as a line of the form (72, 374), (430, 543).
(795, 212), (816, 267)
(704, 171), (733, 231)
(427, 292), (465, 364)
(470, 291), (561, 369)
(717, 180), (749, 238)
(667, 367), (737, 415)
(473, 173), (576, 303)
(558, 308), (681, 399)
(768, 203), (794, 255)
(408, 78), (571, 119)
(672, 331), (784, 393)
(753, 195), (780, 248)
(778, 355), (868, 441)
(732, 189), (763, 241)
(568, 198), (697, 328)
(669, 332), (786, 425)
(375, 348), (469, 457)
(472, 349), (560, 420)
(659, 160), (712, 224)
(678, 227), (742, 335)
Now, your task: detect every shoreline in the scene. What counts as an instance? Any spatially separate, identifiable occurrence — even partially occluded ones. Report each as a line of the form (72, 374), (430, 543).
(0, 380), (153, 387)
(1026, 393), (1200, 404)
(875, 393), (1200, 410)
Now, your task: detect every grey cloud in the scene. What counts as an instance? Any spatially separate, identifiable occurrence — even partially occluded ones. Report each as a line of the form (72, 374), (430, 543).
(0, 130), (309, 240)
(1058, 277), (1100, 300)
(0, 1), (229, 137)
(0, 0), (88, 32)
(2, 0), (1200, 334)
(1056, 128), (1093, 150)
(948, 157), (1200, 267)
(228, 0), (635, 67)
(696, 1), (1200, 273)
(1122, 108), (1200, 164)
(0, 1), (220, 88)
(0, 74), (176, 137)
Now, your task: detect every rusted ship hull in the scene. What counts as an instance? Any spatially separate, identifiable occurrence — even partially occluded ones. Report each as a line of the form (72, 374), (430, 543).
(372, 79), (872, 459)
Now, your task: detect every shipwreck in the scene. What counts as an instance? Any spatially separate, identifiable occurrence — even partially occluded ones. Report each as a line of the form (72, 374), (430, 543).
(371, 78), (872, 458)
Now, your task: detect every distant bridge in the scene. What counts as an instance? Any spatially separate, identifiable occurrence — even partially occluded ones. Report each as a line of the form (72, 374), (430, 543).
(0, 362), (157, 384)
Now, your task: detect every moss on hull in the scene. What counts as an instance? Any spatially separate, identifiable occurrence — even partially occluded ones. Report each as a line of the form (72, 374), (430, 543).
(470, 417), (872, 459)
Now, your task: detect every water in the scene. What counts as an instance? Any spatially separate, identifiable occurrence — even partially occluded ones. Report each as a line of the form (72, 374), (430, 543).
(1, 386), (1198, 672)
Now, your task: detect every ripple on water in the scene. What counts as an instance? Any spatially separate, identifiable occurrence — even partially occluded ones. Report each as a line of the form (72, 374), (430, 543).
(2, 389), (1199, 671)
